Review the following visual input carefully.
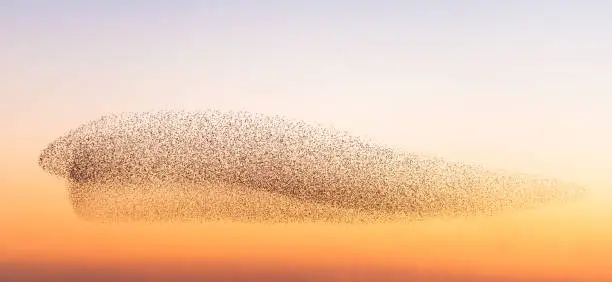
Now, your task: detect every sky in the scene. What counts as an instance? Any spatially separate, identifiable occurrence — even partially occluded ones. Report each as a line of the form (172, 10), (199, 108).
(1, 1), (611, 281)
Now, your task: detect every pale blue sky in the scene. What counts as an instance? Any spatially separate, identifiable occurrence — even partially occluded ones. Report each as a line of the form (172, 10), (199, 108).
(1, 1), (611, 186)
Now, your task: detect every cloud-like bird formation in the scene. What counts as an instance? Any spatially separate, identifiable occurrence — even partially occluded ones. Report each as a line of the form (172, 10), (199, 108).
(39, 110), (584, 223)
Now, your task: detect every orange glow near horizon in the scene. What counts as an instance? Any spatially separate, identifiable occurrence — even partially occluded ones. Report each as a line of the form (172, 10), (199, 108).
(2, 170), (612, 281)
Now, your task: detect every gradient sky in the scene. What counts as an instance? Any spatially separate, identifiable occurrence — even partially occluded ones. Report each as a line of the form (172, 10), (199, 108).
(1, 1), (611, 281)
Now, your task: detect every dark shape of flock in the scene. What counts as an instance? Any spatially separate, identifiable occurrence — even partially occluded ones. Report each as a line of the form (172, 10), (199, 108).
(39, 110), (585, 223)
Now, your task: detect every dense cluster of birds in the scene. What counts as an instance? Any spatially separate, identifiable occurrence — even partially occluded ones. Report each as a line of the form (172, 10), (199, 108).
(38, 110), (585, 223)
